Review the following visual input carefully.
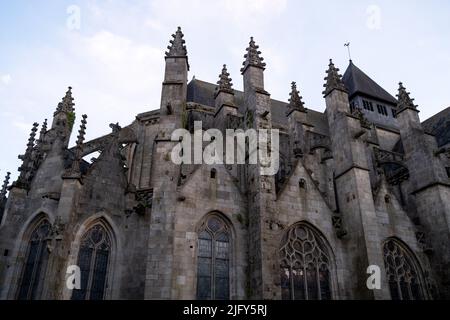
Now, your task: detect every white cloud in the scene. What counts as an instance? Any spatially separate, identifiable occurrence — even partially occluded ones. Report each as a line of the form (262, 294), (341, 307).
(150, 0), (287, 27)
(12, 121), (32, 133)
(222, 0), (287, 17)
(144, 18), (164, 31)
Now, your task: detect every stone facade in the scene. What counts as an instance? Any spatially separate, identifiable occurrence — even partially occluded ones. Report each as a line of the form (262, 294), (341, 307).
(1, 27), (449, 300)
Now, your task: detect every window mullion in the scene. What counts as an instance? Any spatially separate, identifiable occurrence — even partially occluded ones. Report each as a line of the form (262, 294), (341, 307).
(316, 263), (322, 300)
(86, 247), (96, 300)
(289, 266), (294, 300)
(303, 265), (308, 300)
(27, 240), (42, 300)
(396, 279), (403, 300)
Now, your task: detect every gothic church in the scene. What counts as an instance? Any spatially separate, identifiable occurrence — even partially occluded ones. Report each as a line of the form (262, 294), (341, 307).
(1, 27), (450, 300)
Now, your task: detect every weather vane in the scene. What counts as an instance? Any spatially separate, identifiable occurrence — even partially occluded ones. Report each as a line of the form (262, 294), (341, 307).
(344, 42), (352, 61)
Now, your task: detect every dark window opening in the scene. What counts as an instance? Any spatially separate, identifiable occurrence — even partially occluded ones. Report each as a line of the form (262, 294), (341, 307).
(392, 109), (397, 118)
(17, 219), (51, 300)
(383, 239), (424, 300)
(197, 215), (230, 300)
(299, 179), (307, 190)
(377, 104), (388, 116)
(280, 224), (332, 300)
(210, 169), (217, 179)
(446, 167), (450, 178)
(363, 100), (374, 112)
(72, 224), (111, 301)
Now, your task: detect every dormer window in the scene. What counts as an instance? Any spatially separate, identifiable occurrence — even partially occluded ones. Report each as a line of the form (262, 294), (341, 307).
(377, 104), (388, 116)
(363, 100), (374, 112)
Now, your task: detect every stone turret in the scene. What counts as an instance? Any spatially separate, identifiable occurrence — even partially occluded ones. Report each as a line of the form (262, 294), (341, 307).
(145, 27), (189, 299)
(241, 37), (266, 92)
(240, 37), (279, 299)
(286, 82), (309, 161)
(214, 64), (237, 128)
(395, 82), (450, 298)
(160, 27), (189, 118)
(324, 59), (388, 299)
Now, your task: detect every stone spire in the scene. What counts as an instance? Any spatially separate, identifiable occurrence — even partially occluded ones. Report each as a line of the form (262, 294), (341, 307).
(287, 81), (306, 115)
(0, 172), (10, 199)
(67, 114), (88, 177)
(215, 64), (234, 96)
(397, 82), (418, 112)
(166, 26), (187, 57)
(37, 119), (48, 146)
(241, 37), (266, 74)
(55, 87), (75, 115)
(16, 122), (39, 188)
(40, 118), (48, 135)
(323, 59), (348, 97)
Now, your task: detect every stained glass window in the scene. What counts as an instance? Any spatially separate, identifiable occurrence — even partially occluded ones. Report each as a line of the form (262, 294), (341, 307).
(196, 215), (230, 300)
(72, 224), (111, 300)
(383, 239), (424, 300)
(279, 223), (332, 300)
(17, 219), (51, 300)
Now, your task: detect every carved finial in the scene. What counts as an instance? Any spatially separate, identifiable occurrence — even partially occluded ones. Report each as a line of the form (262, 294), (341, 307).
(40, 119), (48, 134)
(16, 122), (39, 188)
(215, 64), (234, 96)
(323, 59), (347, 97)
(66, 115), (88, 178)
(55, 86), (75, 114)
(76, 115), (88, 148)
(241, 37), (266, 74)
(27, 123), (39, 150)
(37, 119), (48, 146)
(166, 26), (187, 57)
(109, 122), (121, 134)
(397, 82), (418, 111)
(288, 81), (306, 113)
(0, 172), (11, 198)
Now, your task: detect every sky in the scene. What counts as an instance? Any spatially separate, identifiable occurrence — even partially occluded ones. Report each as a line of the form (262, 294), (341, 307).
(1, 0), (450, 182)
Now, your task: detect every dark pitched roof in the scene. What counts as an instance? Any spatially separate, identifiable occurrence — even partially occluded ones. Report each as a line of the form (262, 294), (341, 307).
(422, 106), (450, 147)
(187, 79), (329, 136)
(342, 61), (397, 106)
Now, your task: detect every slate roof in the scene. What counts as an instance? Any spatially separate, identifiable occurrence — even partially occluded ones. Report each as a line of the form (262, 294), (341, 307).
(186, 79), (330, 136)
(342, 61), (397, 106)
(422, 106), (450, 147)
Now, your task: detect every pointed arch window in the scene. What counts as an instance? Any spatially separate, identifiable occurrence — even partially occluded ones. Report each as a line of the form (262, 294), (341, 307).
(196, 215), (230, 300)
(383, 239), (424, 300)
(17, 219), (51, 300)
(72, 224), (111, 300)
(279, 223), (332, 300)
